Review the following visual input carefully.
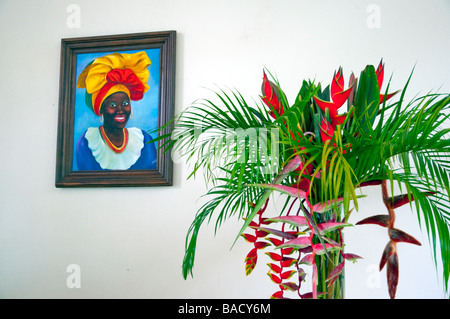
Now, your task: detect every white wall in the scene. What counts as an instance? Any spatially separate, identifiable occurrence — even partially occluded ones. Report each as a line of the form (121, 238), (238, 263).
(0, 0), (449, 299)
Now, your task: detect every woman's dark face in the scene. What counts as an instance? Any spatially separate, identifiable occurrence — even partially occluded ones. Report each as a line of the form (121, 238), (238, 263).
(101, 92), (131, 130)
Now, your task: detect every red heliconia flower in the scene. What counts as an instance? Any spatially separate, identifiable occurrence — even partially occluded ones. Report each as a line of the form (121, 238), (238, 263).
(295, 177), (311, 192)
(376, 59), (399, 103)
(254, 241), (271, 249)
(270, 290), (284, 299)
(313, 67), (354, 120)
(266, 252), (283, 262)
(241, 233), (257, 243)
(293, 152), (314, 191)
(245, 247), (258, 261)
(281, 257), (297, 267)
(376, 60), (385, 90)
(320, 118), (335, 142)
(379, 240), (399, 299)
(261, 71), (284, 119)
(244, 248), (258, 276)
(268, 272), (282, 284)
(267, 263), (282, 273)
(333, 113), (348, 127)
(266, 237), (284, 246)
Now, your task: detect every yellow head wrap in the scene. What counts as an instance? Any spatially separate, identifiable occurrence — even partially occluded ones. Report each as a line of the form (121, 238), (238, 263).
(77, 51), (152, 115)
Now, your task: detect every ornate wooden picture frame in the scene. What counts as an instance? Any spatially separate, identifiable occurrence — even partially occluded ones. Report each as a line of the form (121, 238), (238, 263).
(55, 31), (175, 187)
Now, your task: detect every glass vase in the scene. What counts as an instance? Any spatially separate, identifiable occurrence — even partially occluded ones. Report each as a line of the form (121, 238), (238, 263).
(314, 208), (344, 299)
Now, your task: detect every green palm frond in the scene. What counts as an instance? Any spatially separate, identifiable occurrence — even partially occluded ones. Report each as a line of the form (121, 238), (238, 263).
(182, 167), (267, 279)
(171, 89), (276, 182)
(392, 172), (450, 292)
(172, 89), (290, 278)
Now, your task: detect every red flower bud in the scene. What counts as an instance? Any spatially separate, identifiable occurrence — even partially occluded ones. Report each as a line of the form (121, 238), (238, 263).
(261, 71), (284, 118)
(320, 118), (335, 142)
(376, 59), (399, 103)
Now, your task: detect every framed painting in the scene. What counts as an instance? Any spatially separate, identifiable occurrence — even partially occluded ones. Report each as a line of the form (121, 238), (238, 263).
(55, 31), (175, 187)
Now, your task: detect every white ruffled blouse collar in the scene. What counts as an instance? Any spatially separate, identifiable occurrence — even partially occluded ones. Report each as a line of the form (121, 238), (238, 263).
(85, 127), (144, 170)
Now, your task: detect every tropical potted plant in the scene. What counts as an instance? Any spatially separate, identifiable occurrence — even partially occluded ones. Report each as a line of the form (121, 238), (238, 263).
(156, 60), (450, 299)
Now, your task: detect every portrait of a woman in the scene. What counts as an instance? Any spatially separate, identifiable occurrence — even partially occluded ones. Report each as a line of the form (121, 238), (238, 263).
(75, 51), (157, 170)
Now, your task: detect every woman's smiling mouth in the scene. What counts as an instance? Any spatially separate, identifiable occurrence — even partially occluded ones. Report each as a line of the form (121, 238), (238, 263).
(114, 115), (127, 123)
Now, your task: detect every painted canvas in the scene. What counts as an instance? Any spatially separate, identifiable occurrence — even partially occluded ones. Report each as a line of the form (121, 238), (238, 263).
(73, 49), (160, 171)
(55, 31), (175, 187)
